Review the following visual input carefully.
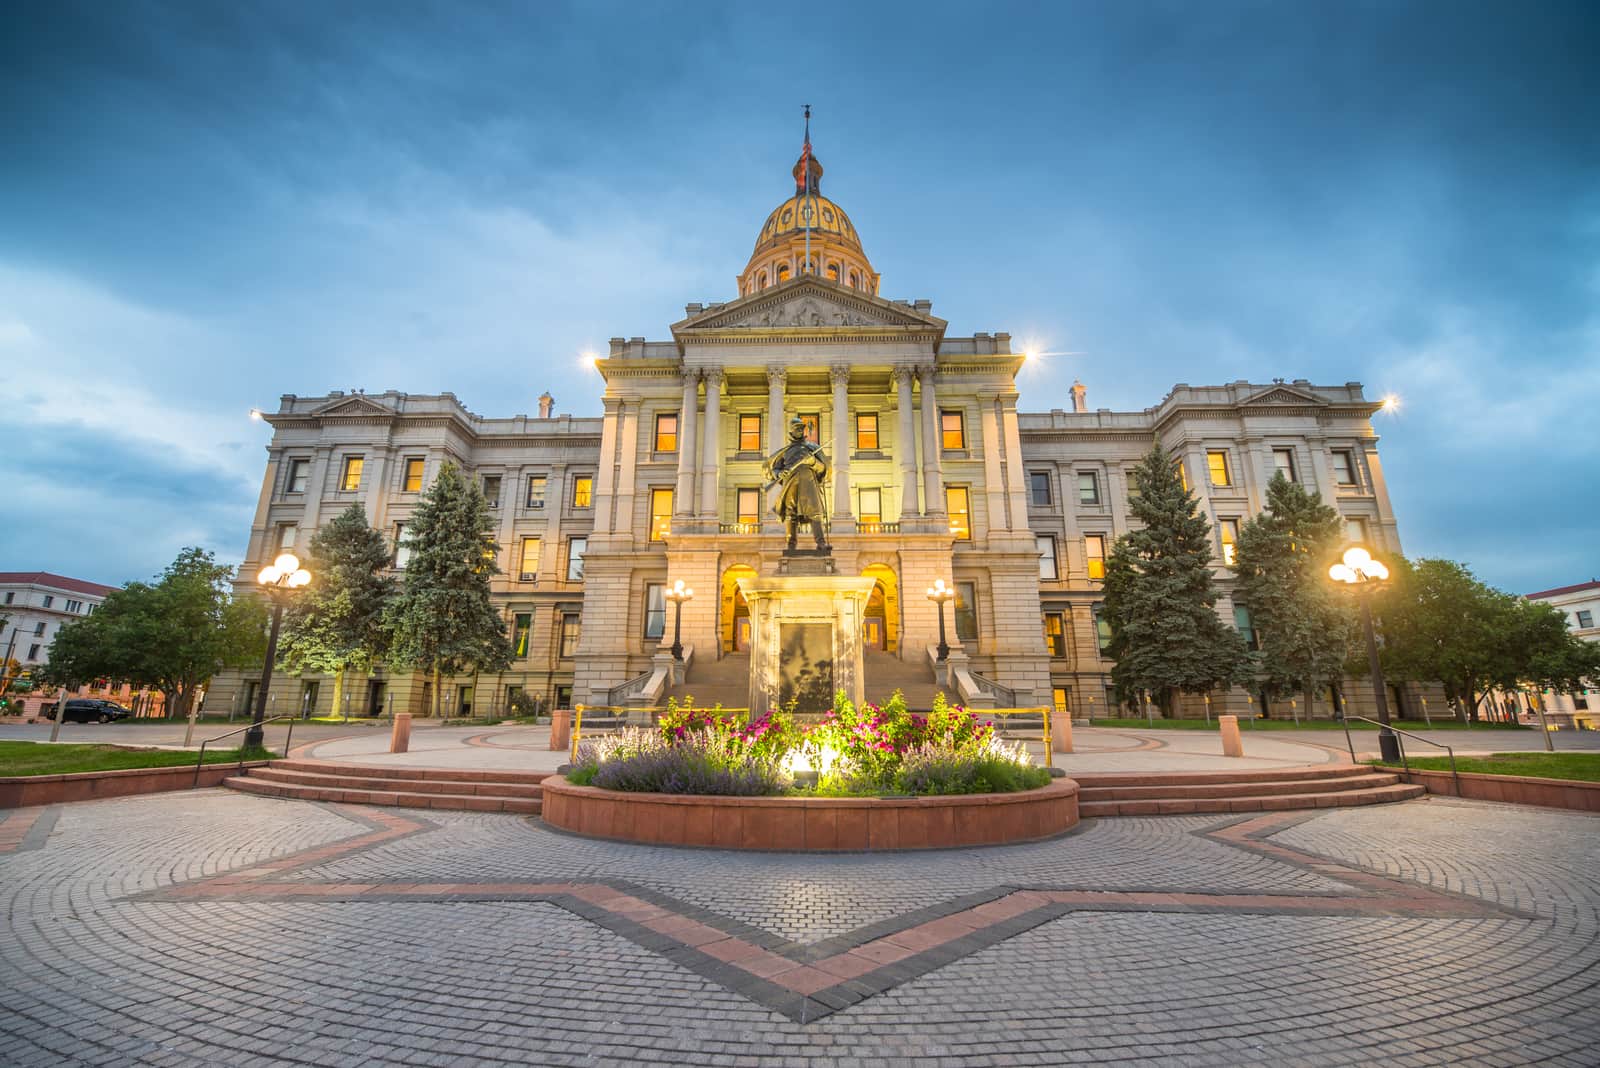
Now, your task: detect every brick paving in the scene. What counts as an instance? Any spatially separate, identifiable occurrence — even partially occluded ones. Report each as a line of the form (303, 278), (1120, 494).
(1, 792), (1596, 1065)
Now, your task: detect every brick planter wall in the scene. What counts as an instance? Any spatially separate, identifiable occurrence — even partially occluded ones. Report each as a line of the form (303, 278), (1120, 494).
(541, 777), (1079, 851)
(1394, 767), (1600, 812)
(0, 761), (269, 808)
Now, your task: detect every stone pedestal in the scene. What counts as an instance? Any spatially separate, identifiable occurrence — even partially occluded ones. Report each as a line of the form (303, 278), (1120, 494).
(1219, 714), (1244, 758)
(738, 574), (877, 717)
(389, 713), (412, 754)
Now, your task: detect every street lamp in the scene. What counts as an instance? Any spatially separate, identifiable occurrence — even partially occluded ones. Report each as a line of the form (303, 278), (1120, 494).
(248, 552), (312, 749)
(927, 578), (957, 662)
(664, 579), (693, 661)
(1328, 545), (1399, 762)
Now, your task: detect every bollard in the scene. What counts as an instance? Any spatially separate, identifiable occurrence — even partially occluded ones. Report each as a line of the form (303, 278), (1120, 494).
(1219, 714), (1244, 758)
(549, 708), (571, 752)
(389, 712), (412, 754)
(1051, 713), (1073, 755)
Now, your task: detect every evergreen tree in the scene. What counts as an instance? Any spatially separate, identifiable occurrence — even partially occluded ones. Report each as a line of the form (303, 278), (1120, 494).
(1232, 472), (1354, 716)
(384, 463), (513, 716)
(1101, 443), (1247, 715)
(277, 503), (398, 716)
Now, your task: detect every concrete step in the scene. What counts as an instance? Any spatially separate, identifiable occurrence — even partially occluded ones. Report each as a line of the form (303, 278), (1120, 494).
(248, 766), (544, 799)
(1077, 772), (1401, 802)
(665, 652), (751, 710)
(224, 774), (541, 815)
(862, 649), (951, 710)
(1078, 782), (1426, 817)
(1068, 765), (1375, 788)
(266, 759), (547, 786)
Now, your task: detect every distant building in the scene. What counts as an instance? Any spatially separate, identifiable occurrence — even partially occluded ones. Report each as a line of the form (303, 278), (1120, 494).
(1524, 580), (1600, 728)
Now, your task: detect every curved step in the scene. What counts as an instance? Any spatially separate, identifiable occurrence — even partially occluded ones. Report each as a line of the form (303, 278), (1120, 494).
(248, 766), (543, 799)
(1078, 782), (1425, 817)
(1067, 764), (1372, 788)
(1077, 772), (1401, 802)
(268, 759), (546, 786)
(225, 775), (540, 815)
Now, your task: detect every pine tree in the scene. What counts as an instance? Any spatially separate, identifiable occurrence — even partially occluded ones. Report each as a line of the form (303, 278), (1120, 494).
(277, 504), (398, 716)
(384, 463), (513, 716)
(1232, 472), (1354, 717)
(1101, 443), (1247, 715)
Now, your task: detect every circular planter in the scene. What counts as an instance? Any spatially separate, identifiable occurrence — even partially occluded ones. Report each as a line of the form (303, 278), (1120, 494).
(540, 776), (1079, 851)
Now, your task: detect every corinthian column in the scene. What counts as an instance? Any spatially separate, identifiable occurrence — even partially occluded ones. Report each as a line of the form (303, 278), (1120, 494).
(919, 365), (946, 516)
(894, 366), (919, 520)
(698, 367), (724, 519)
(830, 363), (852, 526)
(766, 366), (786, 452)
(674, 371), (699, 517)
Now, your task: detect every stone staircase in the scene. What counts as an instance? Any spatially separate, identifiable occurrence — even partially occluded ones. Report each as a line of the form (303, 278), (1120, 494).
(863, 647), (951, 709)
(224, 760), (545, 815)
(1070, 765), (1425, 817)
(664, 651), (751, 710)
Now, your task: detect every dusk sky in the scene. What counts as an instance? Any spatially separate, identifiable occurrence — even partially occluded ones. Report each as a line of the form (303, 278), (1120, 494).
(2, 1), (1595, 594)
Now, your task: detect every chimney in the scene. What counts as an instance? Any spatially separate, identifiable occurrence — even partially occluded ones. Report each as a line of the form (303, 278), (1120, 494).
(538, 392), (555, 419)
(1071, 380), (1088, 413)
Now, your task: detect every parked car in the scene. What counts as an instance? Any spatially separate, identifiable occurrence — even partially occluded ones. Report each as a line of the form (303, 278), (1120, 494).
(45, 699), (134, 724)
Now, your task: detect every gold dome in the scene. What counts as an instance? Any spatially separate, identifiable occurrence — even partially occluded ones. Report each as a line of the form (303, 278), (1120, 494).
(737, 148), (879, 297)
(752, 193), (863, 256)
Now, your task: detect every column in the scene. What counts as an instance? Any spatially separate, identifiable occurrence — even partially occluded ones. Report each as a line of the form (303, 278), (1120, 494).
(614, 401), (640, 536)
(830, 363), (853, 525)
(363, 445), (391, 530)
(1000, 394), (1029, 532)
(979, 396), (1007, 533)
(300, 446), (334, 530)
(766, 366), (786, 451)
(894, 366), (919, 520)
(674, 372), (699, 517)
(918, 366), (945, 515)
(591, 397), (622, 535)
(698, 367), (724, 519)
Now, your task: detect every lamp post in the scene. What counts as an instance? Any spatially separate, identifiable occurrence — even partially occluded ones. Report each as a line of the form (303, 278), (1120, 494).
(664, 579), (693, 661)
(247, 552), (312, 750)
(1328, 545), (1399, 762)
(927, 578), (956, 661)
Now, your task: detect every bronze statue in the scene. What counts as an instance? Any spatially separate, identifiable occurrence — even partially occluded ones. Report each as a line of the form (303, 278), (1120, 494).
(764, 417), (829, 551)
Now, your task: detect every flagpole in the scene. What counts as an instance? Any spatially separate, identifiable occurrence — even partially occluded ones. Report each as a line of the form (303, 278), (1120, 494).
(803, 104), (812, 276)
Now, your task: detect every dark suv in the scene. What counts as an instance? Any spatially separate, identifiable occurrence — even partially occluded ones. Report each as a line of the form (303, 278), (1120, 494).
(48, 699), (133, 724)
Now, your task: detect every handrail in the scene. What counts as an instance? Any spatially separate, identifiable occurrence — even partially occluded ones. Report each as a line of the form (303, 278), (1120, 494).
(981, 706), (1054, 766)
(1341, 714), (1460, 793)
(193, 715), (295, 788)
(571, 704), (756, 764)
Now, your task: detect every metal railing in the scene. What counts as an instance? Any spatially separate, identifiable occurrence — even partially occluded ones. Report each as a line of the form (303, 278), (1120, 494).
(569, 704), (752, 764)
(192, 715), (295, 788)
(1341, 714), (1460, 793)
(981, 706), (1054, 766)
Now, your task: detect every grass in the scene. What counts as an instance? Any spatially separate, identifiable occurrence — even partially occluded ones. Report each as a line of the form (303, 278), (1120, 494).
(1084, 716), (1524, 731)
(0, 741), (275, 777)
(1374, 752), (1600, 782)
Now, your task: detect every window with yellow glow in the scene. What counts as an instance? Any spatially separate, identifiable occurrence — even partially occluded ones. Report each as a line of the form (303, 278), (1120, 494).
(940, 410), (965, 450)
(654, 413), (678, 453)
(1053, 687), (1070, 716)
(799, 413), (820, 444)
(340, 457), (364, 491)
(1085, 535), (1106, 580)
(739, 414), (762, 451)
(1207, 451), (1231, 487)
(403, 457), (424, 492)
(572, 476), (593, 508)
(650, 488), (673, 541)
(518, 537), (541, 581)
(1043, 613), (1066, 658)
(855, 412), (879, 450)
(947, 486), (971, 540)
(737, 488), (760, 526)
(1218, 519), (1239, 565)
(858, 487), (882, 524)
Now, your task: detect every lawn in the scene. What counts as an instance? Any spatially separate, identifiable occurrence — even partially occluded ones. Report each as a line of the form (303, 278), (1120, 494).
(1374, 752), (1600, 782)
(0, 741), (274, 777)
(1083, 716), (1522, 731)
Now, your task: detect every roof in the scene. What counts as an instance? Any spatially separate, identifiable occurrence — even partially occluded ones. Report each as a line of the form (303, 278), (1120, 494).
(0, 572), (119, 598)
(1525, 579), (1600, 600)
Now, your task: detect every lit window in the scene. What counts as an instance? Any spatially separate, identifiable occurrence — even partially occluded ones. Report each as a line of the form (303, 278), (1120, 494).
(566, 538), (587, 581)
(1043, 613), (1066, 658)
(572, 476), (593, 508)
(526, 476), (547, 509)
(1038, 535), (1058, 580)
(1029, 472), (1052, 507)
(855, 412), (879, 450)
(1078, 471), (1100, 505)
(277, 523), (297, 551)
(737, 488), (761, 526)
(340, 457), (364, 491)
(740, 414), (762, 451)
(946, 487), (971, 540)
(799, 413), (820, 444)
(404, 457), (425, 492)
(1332, 450), (1357, 486)
(1218, 519), (1240, 566)
(650, 488), (673, 541)
(1207, 451), (1231, 487)
(954, 581), (978, 643)
(519, 537), (541, 581)
(776, 264), (790, 282)
(512, 613), (532, 658)
(849, 270), (859, 288)
(858, 487), (882, 525)
(1085, 535), (1106, 580)
(644, 584), (666, 640)
(1272, 448), (1297, 483)
(481, 475), (501, 508)
(1053, 687), (1070, 717)
(827, 262), (840, 281)
(1344, 517), (1368, 546)
(940, 410), (965, 450)
(654, 413), (679, 453)
(558, 613), (581, 658)
(287, 459), (309, 494)
(393, 523), (411, 569)
(1092, 604), (1112, 654)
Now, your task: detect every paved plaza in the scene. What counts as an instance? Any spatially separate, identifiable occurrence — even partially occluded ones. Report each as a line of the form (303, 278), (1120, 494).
(2, 786), (1596, 1066)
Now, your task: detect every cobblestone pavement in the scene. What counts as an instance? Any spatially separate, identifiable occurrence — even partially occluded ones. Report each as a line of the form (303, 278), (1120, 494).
(2, 792), (1596, 1066)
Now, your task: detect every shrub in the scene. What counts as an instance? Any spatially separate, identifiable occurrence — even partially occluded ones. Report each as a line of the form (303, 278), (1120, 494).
(587, 728), (789, 796)
(893, 739), (1052, 795)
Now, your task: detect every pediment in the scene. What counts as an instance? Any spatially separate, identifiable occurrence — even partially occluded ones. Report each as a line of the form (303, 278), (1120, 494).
(1241, 384), (1327, 408)
(672, 277), (946, 335)
(312, 395), (393, 419)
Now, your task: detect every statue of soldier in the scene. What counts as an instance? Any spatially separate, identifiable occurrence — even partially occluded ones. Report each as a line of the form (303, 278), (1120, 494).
(764, 417), (829, 551)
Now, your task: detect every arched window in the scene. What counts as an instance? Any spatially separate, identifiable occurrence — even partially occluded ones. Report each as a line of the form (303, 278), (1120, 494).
(757, 270), (768, 290)
(776, 264), (790, 282)
(827, 262), (840, 281)
(848, 270), (859, 289)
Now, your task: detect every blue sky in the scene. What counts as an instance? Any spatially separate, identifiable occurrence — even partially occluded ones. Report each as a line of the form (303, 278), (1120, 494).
(2, 0), (1596, 594)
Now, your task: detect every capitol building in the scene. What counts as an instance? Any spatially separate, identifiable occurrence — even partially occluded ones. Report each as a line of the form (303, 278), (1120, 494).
(213, 144), (1404, 721)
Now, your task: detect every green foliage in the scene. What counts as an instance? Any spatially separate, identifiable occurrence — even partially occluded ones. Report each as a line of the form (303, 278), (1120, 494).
(1373, 752), (1600, 782)
(565, 763), (598, 786)
(1101, 443), (1247, 713)
(1232, 472), (1354, 709)
(0, 740), (274, 777)
(893, 750), (1053, 795)
(277, 504), (397, 677)
(384, 463), (514, 712)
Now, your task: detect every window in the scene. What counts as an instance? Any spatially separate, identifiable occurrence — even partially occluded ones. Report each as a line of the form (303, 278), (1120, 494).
(1218, 519), (1240, 566)
(1577, 610), (1595, 629)
(64, 599), (82, 614)
(1038, 535), (1058, 580)
(855, 412), (879, 450)
(27, 644), (40, 661)
(1085, 535), (1106, 580)
(566, 538), (587, 581)
(1029, 472), (1052, 507)
(1043, 612), (1067, 658)
(1332, 450), (1357, 486)
(512, 613), (532, 658)
(558, 613), (581, 658)
(954, 581), (978, 643)
(1092, 604), (1112, 654)
(403, 457), (425, 492)
(654, 412), (679, 453)
(946, 486), (971, 540)
(393, 523), (411, 569)
(572, 476), (593, 508)
(340, 456), (364, 491)
(1207, 451), (1231, 487)
(3, 592), (12, 604)
(737, 488), (761, 526)
(1344, 517), (1368, 546)
(1272, 448), (1297, 483)
(41, 596), (52, 609)
(858, 487), (882, 525)
(1053, 687), (1070, 717)
(650, 488), (673, 541)
(482, 475), (501, 508)
(287, 459), (309, 494)
(826, 262), (840, 281)
(739, 414), (762, 452)
(34, 621), (45, 636)
(940, 410), (965, 450)
(1078, 471), (1100, 505)
(526, 475), (548, 509)
(518, 537), (541, 581)
(644, 584), (667, 640)
(277, 523), (298, 551)
(1234, 605), (1259, 650)
(799, 412), (820, 445)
